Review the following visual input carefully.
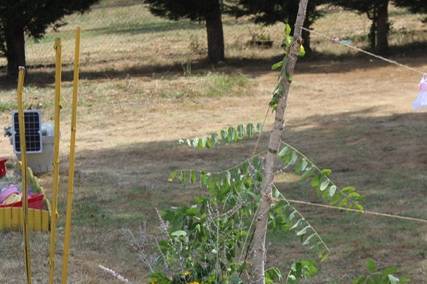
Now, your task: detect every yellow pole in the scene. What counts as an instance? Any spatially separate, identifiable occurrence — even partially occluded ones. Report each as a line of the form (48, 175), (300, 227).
(17, 66), (32, 284)
(61, 27), (81, 284)
(49, 38), (62, 284)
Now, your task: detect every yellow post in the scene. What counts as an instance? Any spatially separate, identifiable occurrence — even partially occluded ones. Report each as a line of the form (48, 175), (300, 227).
(17, 66), (32, 284)
(49, 38), (62, 284)
(61, 27), (81, 284)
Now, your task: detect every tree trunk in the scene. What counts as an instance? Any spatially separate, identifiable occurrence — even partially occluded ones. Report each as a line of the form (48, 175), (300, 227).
(302, 23), (312, 55)
(368, 14), (377, 51)
(289, 0), (314, 56)
(369, 0), (389, 53)
(5, 22), (26, 80)
(375, 0), (389, 53)
(248, 1), (309, 283)
(205, 0), (225, 63)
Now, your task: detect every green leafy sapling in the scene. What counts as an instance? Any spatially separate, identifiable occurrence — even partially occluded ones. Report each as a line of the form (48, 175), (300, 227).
(352, 259), (410, 284)
(270, 23), (306, 111)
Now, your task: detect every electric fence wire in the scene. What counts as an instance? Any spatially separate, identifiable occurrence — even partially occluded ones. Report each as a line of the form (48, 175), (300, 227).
(302, 26), (426, 76)
(251, 26), (427, 225)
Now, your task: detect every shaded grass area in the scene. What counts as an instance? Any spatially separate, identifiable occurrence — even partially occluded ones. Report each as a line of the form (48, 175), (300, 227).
(1, 108), (426, 282)
(26, 110), (424, 282)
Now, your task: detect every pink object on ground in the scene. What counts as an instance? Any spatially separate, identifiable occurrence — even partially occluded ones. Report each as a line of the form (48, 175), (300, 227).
(0, 184), (20, 204)
(0, 158), (7, 177)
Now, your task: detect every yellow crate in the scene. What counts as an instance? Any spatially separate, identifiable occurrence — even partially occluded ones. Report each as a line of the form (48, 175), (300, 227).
(0, 207), (50, 232)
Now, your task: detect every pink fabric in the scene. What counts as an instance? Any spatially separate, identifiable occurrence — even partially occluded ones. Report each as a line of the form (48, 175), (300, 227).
(0, 185), (20, 204)
(419, 75), (427, 92)
(412, 75), (427, 111)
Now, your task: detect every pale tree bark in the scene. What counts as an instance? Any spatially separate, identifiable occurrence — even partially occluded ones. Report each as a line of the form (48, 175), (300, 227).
(248, 0), (309, 283)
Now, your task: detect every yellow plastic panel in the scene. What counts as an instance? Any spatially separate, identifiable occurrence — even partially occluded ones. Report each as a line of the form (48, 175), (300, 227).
(33, 209), (42, 232)
(0, 208), (50, 232)
(42, 210), (50, 232)
(0, 208), (4, 229)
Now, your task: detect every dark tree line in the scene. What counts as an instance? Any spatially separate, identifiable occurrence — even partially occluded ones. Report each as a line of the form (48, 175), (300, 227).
(143, 0), (426, 62)
(0, 0), (426, 79)
(336, 0), (426, 53)
(0, 0), (98, 79)
(143, 0), (225, 63)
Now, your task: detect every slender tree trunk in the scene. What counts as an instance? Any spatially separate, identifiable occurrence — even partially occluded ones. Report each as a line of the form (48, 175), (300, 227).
(289, 0), (314, 56)
(375, 0), (389, 53)
(368, 12), (377, 51)
(5, 22), (26, 80)
(368, 0), (389, 53)
(205, 0), (225, 63)
(248, 1), (309, 283)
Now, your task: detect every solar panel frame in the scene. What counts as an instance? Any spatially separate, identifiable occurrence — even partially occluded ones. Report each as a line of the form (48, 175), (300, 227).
(12, 110), (43, 154)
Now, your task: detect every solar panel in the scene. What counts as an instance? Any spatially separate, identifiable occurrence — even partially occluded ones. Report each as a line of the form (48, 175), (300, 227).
(12, 111), (43, 153)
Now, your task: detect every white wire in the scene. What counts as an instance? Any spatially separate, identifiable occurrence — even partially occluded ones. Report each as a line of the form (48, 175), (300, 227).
(302, 27), (426, 76)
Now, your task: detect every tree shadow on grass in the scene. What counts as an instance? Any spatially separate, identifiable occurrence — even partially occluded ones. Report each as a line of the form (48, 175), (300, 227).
(0, 40), (426, 90)
(61, 107), (427, 282)
(71, 107), (427, 211)
(85, 20), (202, 36)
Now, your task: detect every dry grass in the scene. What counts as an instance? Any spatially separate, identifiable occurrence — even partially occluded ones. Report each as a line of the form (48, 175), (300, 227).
(1, 1), (427, 283)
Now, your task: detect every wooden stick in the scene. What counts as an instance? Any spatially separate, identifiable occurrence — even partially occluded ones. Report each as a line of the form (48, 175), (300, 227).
(17, 66), (32, 284)
(49, 38), (62, 284)
(248, 0), (309, 282)
(61, 27), (81, 284)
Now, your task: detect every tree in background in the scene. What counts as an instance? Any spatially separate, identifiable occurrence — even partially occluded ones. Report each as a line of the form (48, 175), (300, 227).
(143, 0), (225, 63)
(335, 0), (391, 53)
(0, 0), (98, 79)
(394, 0), (427, 14)
(335, 0), (426, 54)
(228, 0), (324, 55)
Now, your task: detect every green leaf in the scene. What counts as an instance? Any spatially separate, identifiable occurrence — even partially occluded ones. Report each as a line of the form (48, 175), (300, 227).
(289, 219), (303, 231)
(286, 72), (293, 83)
(289, 151), (298, 166)
(299, 159), (308, 172)
(342, 186), (356, 193)
(278, 146), (290, 158)
(302, 233), (316, 246)
(388, 274), (400, 284)
(272, 61), (283, 70)
(149, 272), (172, 284)
(178, 123), (261, 150)
(265, 267), (283, 283)
(328, 185), (337, 197)
(168, 170), (177, 182)
(247, 123), (254, 137)
(284, 23), (292, 37)
(237, 124), (245, 138)
(367, 258), (377, 273)
(277, 142), (364, 211)
(191, 170), (196, 184)
(171, 230), (187, 238)
(382, 267), (398, 275)
(296, 225), (310, 236)
(319, 176), (329, 191)
(321, 169), (332, 176)
(298, 45), (306, 57)
(287, 259), (319, 284)
(310, 175), (320, 188)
